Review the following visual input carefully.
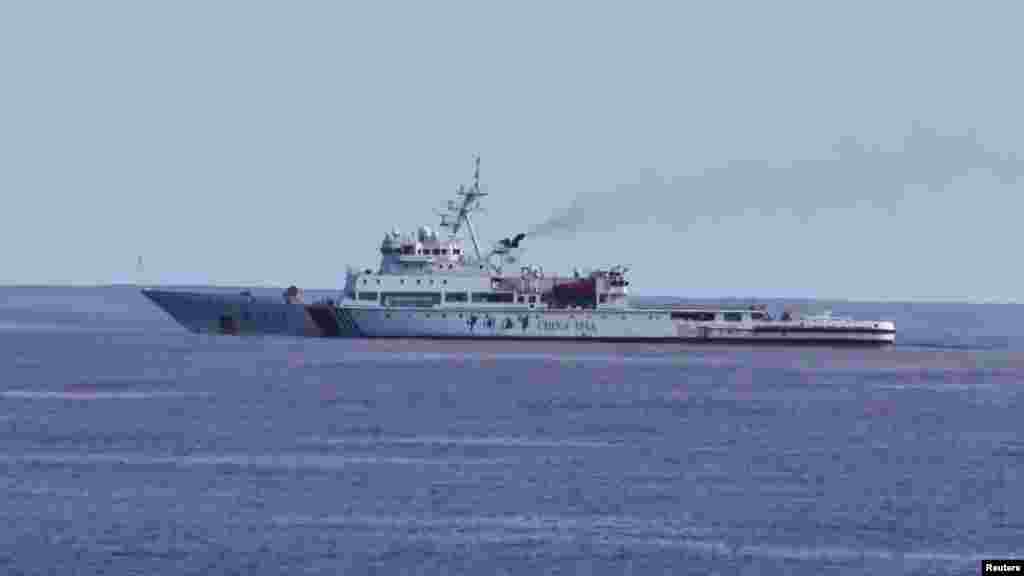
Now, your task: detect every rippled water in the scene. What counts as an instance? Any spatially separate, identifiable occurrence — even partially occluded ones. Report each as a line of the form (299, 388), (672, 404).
(1, 286), (1022, 574)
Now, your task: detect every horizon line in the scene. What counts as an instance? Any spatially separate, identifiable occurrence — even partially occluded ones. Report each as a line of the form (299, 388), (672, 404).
(0, 282), (1019, 306)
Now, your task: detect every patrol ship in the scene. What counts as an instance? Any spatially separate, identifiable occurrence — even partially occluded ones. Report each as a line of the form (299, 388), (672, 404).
(142, 157), (896, 345)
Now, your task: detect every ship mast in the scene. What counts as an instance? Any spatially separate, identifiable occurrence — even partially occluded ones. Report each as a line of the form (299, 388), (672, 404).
(440, 154), (489, 266)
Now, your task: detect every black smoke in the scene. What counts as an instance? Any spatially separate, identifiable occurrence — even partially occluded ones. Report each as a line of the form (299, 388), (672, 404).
(525, 123), (1023, 240)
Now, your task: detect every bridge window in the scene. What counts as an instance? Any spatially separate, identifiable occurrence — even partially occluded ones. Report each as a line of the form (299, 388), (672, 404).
(381, 292), (441, 307)
(445, 292), (467, 303)
(472, 292), (514, 303)
(723, 312), (743, 322)
(751, 312), (768, 320)
(671, 311), (716, 321)
(358, 291), (378, 302)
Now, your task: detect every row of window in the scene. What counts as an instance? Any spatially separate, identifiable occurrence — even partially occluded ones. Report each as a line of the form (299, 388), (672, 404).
(671, 311), (716, 321)
(382, 247), (463, 256)
(670, 311), (767, 322)
(358, 292), (623, 309)
(362, 277), (456, 286)
(473, 292), (515, 303)
(359, 292), (517, 303)
(364, 276), (452, 284)
(358, 294), (764, 323)
(373, 311), (667, 320)
(379, 292), (442, 307)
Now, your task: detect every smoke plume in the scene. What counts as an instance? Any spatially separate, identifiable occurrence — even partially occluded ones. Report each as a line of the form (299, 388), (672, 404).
(525, 123), (1023, 240)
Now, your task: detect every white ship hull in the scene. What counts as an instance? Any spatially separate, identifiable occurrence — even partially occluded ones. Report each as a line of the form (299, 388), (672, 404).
(143, 291), (894, 345)
(344, 305), (896, 345)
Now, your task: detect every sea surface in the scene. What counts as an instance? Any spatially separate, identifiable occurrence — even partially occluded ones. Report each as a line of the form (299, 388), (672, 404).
(1, 286), (1022, 575)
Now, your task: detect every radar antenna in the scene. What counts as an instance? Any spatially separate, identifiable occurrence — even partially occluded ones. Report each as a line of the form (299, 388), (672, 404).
(473, 154), (480, 193)
(437, 154), (489, 266)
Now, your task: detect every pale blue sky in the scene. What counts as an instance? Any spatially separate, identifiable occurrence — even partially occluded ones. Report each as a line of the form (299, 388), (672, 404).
(2, 1), (1021, 301)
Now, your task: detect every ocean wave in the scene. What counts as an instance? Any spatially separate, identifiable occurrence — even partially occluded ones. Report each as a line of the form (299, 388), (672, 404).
(272, 513), (707, 538)
(271, 513), (1013, 567)
(0, 320), (148, 334)
(302, 435), (618, 449)
(870, 382), (1002, 392)
(300, 350), (717, 368)
(0, 390), (202, 401)
(0, 321), (90, 332)
(1, 451), (510, 469)
(896, 340), (1009, 352)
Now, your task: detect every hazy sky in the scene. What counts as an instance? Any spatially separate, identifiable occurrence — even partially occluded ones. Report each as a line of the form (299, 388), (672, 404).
(2, 1), (1022, 301)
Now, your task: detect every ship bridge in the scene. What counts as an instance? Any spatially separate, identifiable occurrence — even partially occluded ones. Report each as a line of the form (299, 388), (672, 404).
(378, 226), (484, 276)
